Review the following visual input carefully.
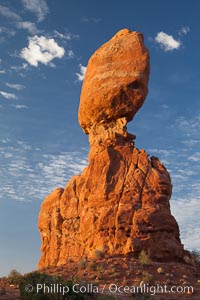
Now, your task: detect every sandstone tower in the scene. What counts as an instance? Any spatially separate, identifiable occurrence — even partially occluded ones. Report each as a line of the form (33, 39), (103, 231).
(38, 29), (184, 269)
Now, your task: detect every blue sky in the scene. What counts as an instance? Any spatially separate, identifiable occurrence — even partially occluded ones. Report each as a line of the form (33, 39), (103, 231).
(0, 0), (199, 276)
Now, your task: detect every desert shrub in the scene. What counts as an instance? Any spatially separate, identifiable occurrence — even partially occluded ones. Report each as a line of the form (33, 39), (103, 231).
(112, 272), (121, 278)
(19, 272), (55, 299)
(141, 271), (154, 284)
(78, 259), (87, 270)
(190, 250), (200, 265)
(94, 250), (105, 259)
(138, 250), (151, 265)
(89, 274), (96, 280)
(89, 262), (97, 271)
(96, 265), (104, 274)
(7, 269), (23, 285)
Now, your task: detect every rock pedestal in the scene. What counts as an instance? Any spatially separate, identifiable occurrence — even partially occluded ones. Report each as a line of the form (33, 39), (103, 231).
(38, 29), (184, 269)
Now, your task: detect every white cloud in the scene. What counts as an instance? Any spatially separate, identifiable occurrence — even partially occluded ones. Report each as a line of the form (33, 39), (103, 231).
(175, 114), (200, 137)
(11, 63), (28, 72)
(188, 152), (200, 162)
(171, 196), (200, 250)
(54, 30), (79, 41)
(0, 5), (21, 21)
(0, 69), (5, 74)
(178, 26), (190, 36)
(182, 139), (200, 147)
(0, 139), (87, 202)
(17, 22), (41, 34)
(0, 90), (17, 100)
(81, 17), (101, 23)
(76, 64), (87, 81)
(6, 83), (25, 91)
(1, 138), (11, 144)
(155, 32), (181, 51)
(20, 35), (65, 67)
(67, 50), (74, 59)
(3, 152), (13, 158)
(0, 27), (16, 37)
(12, 104), (28, 109)
(161, 104), (169, 109)
(21, 0), (49, 22)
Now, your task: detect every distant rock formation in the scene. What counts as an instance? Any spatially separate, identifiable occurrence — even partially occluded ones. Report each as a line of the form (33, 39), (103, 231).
(38, 29), (184, 269)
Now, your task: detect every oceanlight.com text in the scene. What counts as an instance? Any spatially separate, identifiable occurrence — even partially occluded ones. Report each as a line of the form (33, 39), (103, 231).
(24, 282), (194, 296)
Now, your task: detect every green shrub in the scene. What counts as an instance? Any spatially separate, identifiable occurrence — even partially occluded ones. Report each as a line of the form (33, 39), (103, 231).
(138, 250), (151, 265)
(89, 263), (97, 271)
(190, 250), (200, 265)
(96, 265), (104, 274)
(7, 269), (23, 285)
(19, 272), (55, 299)
(78, 260), (87, 270)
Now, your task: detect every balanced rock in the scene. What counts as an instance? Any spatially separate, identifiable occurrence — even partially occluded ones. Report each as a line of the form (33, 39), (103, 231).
(38, 29), (184, 269)
(78, 29), (150, 134)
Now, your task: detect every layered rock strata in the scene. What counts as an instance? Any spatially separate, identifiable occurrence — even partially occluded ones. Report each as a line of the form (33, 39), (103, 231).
(38, 29), (184, 269)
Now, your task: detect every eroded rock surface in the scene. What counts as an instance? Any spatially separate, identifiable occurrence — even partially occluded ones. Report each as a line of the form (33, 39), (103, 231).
(38, 29), (184, 269)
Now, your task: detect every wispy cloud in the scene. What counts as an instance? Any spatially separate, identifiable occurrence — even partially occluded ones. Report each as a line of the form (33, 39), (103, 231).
(0, 5), (21, 21)
(81, 17), (102, 23)
(53, 30), (79, 41)
(168, 73), (191, 85)
(178, 26), (190, 36)
(20, 35), (65, 67)
(155, 32), (181, 51)
(0, 27), (16, 37)
(0, 69), (5, 74)
(161, 104), (169, 109)
(12, 104), (29, 109)
(6, 83), (25, 91)
(0, 138), (87, 202)
(182, 139), (200, 147)
(66, 50), (74, 59)
(174, 114), (200, 138)
(11, 63), (28, 72)
(171, 196), (200, 250)
(188, 152), (200, 162)
(21, 0), (49, 22)
(0, 90), (17, 100)
(76, 64), (87, 81)
(17, 21), (41, 34)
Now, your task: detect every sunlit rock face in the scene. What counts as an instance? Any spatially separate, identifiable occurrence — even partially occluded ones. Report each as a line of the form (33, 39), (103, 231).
(38, 29), (184, 269)
(78, 28), (150, 134)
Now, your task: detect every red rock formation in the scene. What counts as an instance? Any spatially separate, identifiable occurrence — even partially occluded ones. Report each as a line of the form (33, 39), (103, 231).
(78, 29), (150, 134)
(38, 29), (184, 269)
